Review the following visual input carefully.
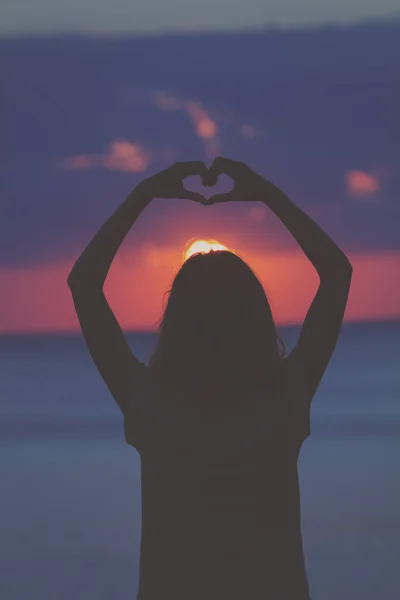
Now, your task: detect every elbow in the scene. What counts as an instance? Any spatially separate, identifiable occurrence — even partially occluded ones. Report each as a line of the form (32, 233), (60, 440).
(319, 255), (353, 284)
(67, 268), (87, 290)
(342, 256), (353, 277)
(333, 249), (353, 276)
(336, 257), (353, 281)
(67, 268), (80, 289)
(67, 259), (82, 287)
(67, 269), (103, 293)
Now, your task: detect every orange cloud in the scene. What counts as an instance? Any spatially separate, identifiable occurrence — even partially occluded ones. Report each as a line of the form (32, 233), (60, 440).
(62, 155), (93, 170)
(185, 100), (218, 139)
(248, 205), (268, 223)
(241, 124), (256, 138)
(61, 91), (259, 174)
(100, 140), (151, 172)
(117, 88), (259, 159)
(346, 170), (380, 198)
(152, 90), (220, 157)
(60, 139), (151, 173)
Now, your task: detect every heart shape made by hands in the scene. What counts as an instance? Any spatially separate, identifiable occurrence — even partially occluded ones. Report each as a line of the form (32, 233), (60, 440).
(183, 171), (235, 202)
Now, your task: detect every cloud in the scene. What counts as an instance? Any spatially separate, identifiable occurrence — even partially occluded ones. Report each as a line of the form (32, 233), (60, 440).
(152, 90), (259, 157)
(248, 205), (268, 223)
(184, 100), (218, 139)
(346, 170), (380, 198)
(152, 90), (221, 157)
(241, 124), (256, 138)
(61, 155), (93, 170)
(60, 140), (152, 173)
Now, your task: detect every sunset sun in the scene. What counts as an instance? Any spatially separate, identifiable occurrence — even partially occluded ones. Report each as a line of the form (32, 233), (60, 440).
(184, 239), (228, 261)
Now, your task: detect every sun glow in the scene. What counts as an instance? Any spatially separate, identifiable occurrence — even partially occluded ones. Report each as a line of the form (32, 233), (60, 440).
(184, 239), (228, 261)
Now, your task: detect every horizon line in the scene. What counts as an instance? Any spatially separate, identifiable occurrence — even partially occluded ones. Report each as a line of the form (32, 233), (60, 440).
(1, 15), (399, 41)
(1, 316), (399, 336)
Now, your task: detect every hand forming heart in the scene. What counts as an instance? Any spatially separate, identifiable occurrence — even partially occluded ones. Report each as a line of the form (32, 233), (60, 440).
(136, 157), (268, 205)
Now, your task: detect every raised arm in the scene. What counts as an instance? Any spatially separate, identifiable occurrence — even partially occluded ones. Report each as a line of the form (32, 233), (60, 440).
(207, 157), (353, 400)
(258, 178), (352, 399)
(67, 182), (152, 417)
(67, 161), (210, 416)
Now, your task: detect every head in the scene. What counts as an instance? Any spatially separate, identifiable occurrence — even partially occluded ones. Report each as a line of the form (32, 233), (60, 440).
(149, 251), (286, 414)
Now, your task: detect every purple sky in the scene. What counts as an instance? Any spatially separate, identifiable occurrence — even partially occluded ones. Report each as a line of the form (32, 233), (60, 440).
(2, 22), (400, 270)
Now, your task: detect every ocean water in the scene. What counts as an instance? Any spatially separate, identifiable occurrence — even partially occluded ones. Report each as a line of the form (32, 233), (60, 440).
(0, 321), (399, 600)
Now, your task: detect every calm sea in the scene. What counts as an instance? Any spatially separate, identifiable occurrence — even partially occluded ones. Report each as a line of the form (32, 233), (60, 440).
(0, 321), (399, 600)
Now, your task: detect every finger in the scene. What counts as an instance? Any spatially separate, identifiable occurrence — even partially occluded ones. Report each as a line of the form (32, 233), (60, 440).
(203, 168), (219, 187)
(179, 190), (207, 204)
(209, 156), (242, 178)
(171, 161), (209, 180)
(206, 192), (236, 204)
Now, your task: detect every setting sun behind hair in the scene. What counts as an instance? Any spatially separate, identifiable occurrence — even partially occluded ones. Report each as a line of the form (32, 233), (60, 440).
(183, 239), (228, 262)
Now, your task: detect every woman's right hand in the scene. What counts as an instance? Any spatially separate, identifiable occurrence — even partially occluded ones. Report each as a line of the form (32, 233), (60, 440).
(206, 157), (269, 205)
(135, 160), (213, 205)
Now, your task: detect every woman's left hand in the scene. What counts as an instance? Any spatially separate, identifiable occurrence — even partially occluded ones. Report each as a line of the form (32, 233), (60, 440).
(135, 161), (213, 205)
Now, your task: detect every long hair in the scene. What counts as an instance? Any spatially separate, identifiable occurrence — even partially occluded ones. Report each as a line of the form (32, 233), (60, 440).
(148, 250), (286, 417)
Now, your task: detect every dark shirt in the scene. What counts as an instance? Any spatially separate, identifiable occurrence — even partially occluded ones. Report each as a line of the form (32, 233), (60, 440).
(124, 357), (312, 600)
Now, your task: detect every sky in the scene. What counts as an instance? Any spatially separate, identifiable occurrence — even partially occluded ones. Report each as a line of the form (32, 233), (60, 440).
(1, 15), (400, 332)
(1, 0), (399, 36)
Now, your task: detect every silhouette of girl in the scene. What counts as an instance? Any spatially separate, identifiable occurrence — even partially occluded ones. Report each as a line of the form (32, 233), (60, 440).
(68, 157), (352, 600)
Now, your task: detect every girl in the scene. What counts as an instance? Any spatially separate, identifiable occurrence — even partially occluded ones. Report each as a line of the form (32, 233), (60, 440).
(68, 157), (352, 600)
